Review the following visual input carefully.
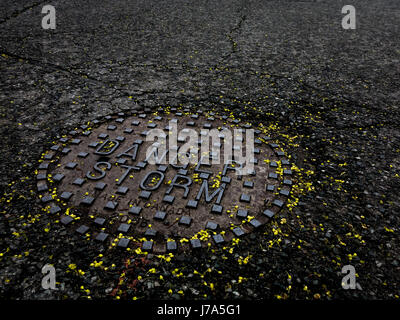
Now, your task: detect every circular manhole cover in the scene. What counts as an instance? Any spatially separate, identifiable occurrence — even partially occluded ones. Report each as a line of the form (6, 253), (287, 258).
(36, 108), (294, 253)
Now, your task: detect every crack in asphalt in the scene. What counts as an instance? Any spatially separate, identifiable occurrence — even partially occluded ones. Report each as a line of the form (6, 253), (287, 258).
(0, 48), (132, 97)
(0, 0), (49, 25)
(215, 2), (247, 67)
(226, 13), (247, 55)
(0, 48), (188, 103)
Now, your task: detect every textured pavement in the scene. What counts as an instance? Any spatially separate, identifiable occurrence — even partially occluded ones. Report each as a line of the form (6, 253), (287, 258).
(0, 0), (399, 300)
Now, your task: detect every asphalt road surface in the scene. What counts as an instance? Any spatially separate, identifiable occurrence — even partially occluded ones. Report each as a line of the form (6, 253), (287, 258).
(0, 0), (399, 300)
